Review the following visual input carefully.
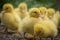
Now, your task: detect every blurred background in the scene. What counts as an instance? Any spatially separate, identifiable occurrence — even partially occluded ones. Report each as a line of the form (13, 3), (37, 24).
(0, 0), (60, 12)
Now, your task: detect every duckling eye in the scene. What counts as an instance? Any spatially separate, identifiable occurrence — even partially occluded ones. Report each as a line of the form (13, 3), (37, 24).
(40, 11), (42, 12)
(6, 8), (9, 10)
(34, 12), (37, 14)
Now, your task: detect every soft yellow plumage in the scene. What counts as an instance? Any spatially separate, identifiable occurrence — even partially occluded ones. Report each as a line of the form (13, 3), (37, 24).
(0, 13), (2, 22)
(34, 19), (58, 40)
(59, 12), (60, 25)
(15, 2), (28, 19)
(2, 3), (22, 36)
(55, 11), (60, 26)
(39, 7), (49, 21)
(33, 7), (58, 40)
(22, 8), (41, 35)
(47, 8), (58, 26)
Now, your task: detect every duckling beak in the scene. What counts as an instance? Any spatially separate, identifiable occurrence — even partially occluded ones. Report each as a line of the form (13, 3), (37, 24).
(49, 16), (52, 18)
(21, 10), (25, 13)
(1, 10), (6, 14)
(40, 14), (44, 18)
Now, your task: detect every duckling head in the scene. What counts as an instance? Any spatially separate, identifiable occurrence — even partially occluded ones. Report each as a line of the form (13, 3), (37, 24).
(29, 8), (40, 18)
(2, 3), (14, 13)
(39, 7), (47, 18)
(47, 8), (55, 18)
(18, 2), (27, 13)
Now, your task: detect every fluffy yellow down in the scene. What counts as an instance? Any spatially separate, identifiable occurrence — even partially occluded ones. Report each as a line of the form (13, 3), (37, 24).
(34, 19), (58, 39)
(2, 3), (22, 35)
(15, 2), (28, 19)
(54, 11), (60, 26)
(39, 7), (49, 21)
(59, 12), (60, 25)
(47, 8), (58, 26)
(0, 13), (2, 21)
(22, 8), (41, 35)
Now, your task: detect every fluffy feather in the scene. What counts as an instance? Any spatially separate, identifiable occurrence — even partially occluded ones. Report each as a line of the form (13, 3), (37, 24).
(2, 3), (22, 36)
(39, 7), (49, 21)
(0, 13), (2, 23)
(22, 8), (41, 35)
(47, 8), (58, 26)
(15, 2), (28, 19)
(34, 19), (58, 40)
(55, 11), (60, 26)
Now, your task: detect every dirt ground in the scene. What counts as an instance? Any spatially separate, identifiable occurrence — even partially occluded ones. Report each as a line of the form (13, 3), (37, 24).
(0, 25), (60, 40)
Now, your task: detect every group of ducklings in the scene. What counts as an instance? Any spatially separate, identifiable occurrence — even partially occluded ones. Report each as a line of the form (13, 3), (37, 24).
(0, 2), (60, 40)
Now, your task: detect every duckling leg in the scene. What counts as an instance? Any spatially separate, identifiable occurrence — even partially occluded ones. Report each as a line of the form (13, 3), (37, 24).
(34, 35), (41, 40)
(13, 31), (20, 36)
(40, 37), (46, 40)
(4, 27), (8, 33)
(12, 28), (20, 36)
(0, 28), (7, 33)
(24, 33), (34, 40)
(51, 37), (54, 40)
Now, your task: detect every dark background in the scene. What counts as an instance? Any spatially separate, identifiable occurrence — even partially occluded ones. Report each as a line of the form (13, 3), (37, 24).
(0, 0), (60, 12)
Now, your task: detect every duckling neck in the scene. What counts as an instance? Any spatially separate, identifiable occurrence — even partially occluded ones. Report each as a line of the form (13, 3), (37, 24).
(30, 16), (39, 18)
(7, 10), (13, 13)
(20, 11), (27, 14)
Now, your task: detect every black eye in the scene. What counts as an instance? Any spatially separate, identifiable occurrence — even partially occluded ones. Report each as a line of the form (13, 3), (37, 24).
(40, 11), (42, 12)
(34, 12), (37, 14)
(6, 8), (8, 9)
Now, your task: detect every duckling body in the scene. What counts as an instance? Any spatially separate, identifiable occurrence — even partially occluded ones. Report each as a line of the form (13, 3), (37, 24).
(1, 3), (22, 36)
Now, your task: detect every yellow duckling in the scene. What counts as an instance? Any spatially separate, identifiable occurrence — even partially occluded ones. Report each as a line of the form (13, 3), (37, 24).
(1, 3), (22, 36)
(0, 13), (2, 19)
(59, 12), (60, 25)
(47, 8), (58, 26)
(0, 13), (2, 23)
(22, 8), (41, 35)
(39, 7), (48, 21)
(55, 11), (60, 26)
(15, 2), (28, 19)
(34, 19), (58, 40)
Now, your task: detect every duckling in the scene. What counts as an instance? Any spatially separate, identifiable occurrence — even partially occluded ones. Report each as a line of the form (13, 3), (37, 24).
(47, 8), (58, 26)
(59, 12), (60, 26)
(1, 3), (22, 36)
(22, 8), (41, 37)
(39, 7), (48, 21)
(55, 11), (60, 26)
(0, 13), (2, 23)
(34, 19), (58, 40)
(15, 2), (28, 19)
